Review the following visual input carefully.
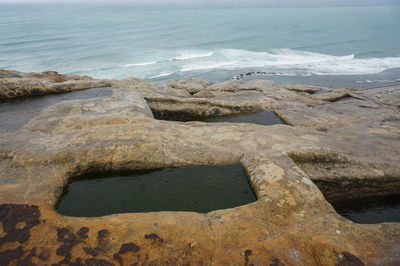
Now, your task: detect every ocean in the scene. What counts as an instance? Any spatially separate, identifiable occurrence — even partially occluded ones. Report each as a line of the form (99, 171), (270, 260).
(1, 5), (400, 88)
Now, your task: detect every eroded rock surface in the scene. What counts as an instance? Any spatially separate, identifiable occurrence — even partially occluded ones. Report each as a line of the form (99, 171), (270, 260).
(0, 70), (112, 100)
(0, 69), (399, 265)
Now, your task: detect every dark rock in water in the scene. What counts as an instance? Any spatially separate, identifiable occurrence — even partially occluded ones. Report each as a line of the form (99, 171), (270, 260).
(233, 71), (284, 80)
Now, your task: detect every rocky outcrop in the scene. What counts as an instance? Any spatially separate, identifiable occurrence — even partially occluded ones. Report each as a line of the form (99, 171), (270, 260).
(0, 70), (112, 100)
(0, 70), (399, 265)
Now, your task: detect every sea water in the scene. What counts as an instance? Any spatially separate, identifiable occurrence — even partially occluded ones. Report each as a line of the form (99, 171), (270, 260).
(1, 5), (400, 88)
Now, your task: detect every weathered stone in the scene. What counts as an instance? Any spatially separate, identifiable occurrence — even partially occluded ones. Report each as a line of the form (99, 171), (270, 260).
(238, 79), (275, 91)
(0, 70), (112, 100)
(350, 85), (400, 108)
(0, 71), (399, 265)
(167, 78), (215, 95)
(192, 90), (234, 98)
(282, 84), (326, 94)
(192, 90), (217, 98)
(311, 88), (354, 102)
(207, 80), (243, 92)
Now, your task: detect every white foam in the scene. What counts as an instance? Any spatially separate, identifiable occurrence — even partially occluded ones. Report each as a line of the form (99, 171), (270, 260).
(180, 48), (400, 76)
(173, 51), (214, 61)
(356, 79), (400, 83)
(121, 51), (213, 69)
(122, 61), (157, 67)
(76, 48), (400, 80)
(149, 72), (174, 79)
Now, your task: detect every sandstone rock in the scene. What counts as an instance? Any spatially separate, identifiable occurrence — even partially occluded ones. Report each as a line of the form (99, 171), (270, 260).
(238, 79), (275, 91)
(311, 88), (353, 102)
(282, 84), (326, 94)
(207, 80), (243, 92)
(351, 85), (400, 108)
(0, 71), (399, 265)
(0, 69), (26, 78)
(192, 90), (234, 98)
(0, 69), (112, 100)
(192, 91), (216, 98)
(167, 78), (215, 94)
(30, 71), (87, 82)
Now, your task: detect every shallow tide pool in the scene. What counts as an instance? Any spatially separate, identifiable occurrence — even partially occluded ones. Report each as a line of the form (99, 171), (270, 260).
(0, 87), (113, 130)
(56, 164), (257, 217)
(333, 194), (400, 224)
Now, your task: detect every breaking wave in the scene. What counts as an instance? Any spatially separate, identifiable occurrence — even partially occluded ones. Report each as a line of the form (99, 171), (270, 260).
(180, 48), (400, 76)
(50, 48), (400, 80)
(122, 50), (214, 68)
(172, 51), (214, 61)
(149, 72), (174, 79)
(122, 61), (157, 67)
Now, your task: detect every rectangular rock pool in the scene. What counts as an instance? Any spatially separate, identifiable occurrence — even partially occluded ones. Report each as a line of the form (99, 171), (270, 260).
(56, 164), (257, 217)
(153, 110), (286, 126)
(198, 111), (285, 125)
(332, 194), (400, 224)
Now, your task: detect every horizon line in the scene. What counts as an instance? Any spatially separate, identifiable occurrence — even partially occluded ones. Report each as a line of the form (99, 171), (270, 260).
(1, 2), (399, 8)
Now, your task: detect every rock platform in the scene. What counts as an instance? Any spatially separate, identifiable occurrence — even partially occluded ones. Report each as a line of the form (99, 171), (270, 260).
(0, 70), (399, 265)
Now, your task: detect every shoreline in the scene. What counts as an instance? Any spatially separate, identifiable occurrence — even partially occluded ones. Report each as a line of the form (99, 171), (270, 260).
(1, 68), (400, 101)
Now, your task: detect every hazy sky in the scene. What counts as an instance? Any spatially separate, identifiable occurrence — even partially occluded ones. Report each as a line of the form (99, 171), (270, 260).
(1, 0), (399, 7)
